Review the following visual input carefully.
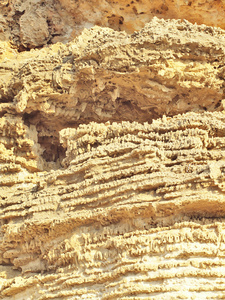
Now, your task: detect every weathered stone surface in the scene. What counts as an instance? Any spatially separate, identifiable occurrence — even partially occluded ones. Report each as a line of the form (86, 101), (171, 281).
(1, 0), (225, 48)
(1, 17), (225, 170)
(2, 112), (225, 298)
(1, 13), (225, 300)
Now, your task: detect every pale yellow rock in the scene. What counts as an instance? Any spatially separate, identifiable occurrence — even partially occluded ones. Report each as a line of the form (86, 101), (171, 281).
(2, 12), (225, 300)
(0, 17), (225, 165)
(1, 111), (225, 298)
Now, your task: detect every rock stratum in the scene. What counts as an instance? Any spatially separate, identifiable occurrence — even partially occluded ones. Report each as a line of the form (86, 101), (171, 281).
(1, 8), (225, 300)
(1, 0), (225, 48)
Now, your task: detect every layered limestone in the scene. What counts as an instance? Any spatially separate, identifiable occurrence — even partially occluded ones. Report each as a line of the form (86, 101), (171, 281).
(2, 112), (225, 298)
(1, 17), (225, 299)
(1, 17), (225, 170)
(1, 0), (225, 48)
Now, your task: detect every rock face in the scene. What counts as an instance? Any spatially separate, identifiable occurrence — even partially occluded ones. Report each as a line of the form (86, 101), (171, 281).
(1, 4), (225, 300)
(1, 0), (225, 48)
(1, 17), (225, 172)
(2, 112), (225, 298)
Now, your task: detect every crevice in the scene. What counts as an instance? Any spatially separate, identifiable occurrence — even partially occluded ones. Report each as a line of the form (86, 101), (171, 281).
(0, 96), (13, 103)
(18, 45), (31, 53)
(40, 137), (66, 163)
(23, 111), (67, 168)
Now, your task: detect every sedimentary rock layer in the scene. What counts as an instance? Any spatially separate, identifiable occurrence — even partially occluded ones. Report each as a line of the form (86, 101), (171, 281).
(1, 112), (225, 298)
(1, 0), (225, 48)
(1, 17), (225, 171)
(1, 16), (225, 299)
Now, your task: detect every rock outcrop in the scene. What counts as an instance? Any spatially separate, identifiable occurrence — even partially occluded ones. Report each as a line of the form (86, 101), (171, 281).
(1, 0), (225, 48)
(1, 5), (225, 300)
(2, 111), (225, 298)
(1, 17), (225, 172)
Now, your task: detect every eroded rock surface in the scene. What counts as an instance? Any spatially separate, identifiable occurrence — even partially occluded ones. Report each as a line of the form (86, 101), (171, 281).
(1, 0), (225, 48)
(1, 18), (225, 171)
(1, 14), (225, 300)
(2, 112), (225, 298)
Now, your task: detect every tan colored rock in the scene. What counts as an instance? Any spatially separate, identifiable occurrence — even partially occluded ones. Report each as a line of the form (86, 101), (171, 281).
(2, 14), (225, 300)
(1, 0), (225, 48)
(19, 12), (50, 48)
(0, 17), (225, 167)
(2, 112), (225, 298)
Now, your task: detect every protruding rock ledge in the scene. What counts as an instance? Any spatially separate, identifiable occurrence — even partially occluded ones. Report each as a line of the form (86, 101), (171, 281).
(1, 18), (225, 169)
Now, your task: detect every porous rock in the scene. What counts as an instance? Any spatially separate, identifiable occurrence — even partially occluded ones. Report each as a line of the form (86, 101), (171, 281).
(1, 17), (225, 168)
(2, 112), (225, 298)
(1, 15), (225, 300)
(1, 0), (225, 48)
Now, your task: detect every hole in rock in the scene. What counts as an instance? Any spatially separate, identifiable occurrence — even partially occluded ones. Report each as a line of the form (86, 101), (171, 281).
(23, 111), (67, 168)
(40, 137), (65, 163)
(171, 154), (178, 161)
(18, 45), (31, 52)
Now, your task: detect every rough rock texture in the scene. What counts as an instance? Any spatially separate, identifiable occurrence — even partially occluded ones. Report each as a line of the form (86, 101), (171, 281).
(1, 17), (225, 171)
(2, 112), (225, 298)
(1, 0), (225, 48)
(1, 11), (225, 300)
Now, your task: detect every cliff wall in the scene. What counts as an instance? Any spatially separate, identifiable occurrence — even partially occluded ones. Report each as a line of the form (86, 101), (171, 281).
(1, 0), (225, 48)
(1, 1), (225, 299)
